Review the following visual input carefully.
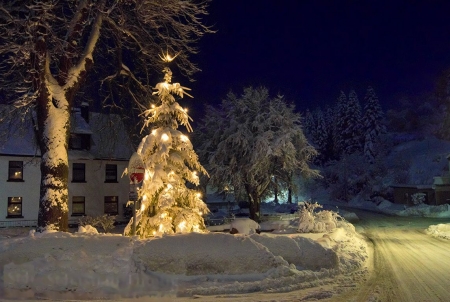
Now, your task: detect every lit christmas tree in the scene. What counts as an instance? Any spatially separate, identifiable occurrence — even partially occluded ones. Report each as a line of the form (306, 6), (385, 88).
(124, 55), (209, 237)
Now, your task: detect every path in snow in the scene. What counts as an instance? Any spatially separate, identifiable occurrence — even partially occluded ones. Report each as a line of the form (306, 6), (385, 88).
(330, 211), (450, 301)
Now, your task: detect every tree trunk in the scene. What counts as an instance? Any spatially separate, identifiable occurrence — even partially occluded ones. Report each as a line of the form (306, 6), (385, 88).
(248, 192), (261, 222)
(36, 88), (70, 231)
(273, 176), (278, 204)
(288, 185), (292, 204)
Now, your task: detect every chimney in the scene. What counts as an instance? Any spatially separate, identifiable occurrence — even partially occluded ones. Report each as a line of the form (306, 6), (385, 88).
(80, 102), (89, 123)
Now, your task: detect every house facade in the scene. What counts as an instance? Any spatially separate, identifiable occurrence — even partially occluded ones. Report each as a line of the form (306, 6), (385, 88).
(0, 105), (135, 227)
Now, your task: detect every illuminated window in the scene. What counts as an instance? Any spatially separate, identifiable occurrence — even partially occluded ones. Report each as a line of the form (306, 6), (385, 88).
(72, 163), (85, 182)
(8, 161), (23, 181)
(104, 196), (118, 215)
(105, 164), (117, 183)
(7, 197), (22, 218)
(72, 196), (85, 216)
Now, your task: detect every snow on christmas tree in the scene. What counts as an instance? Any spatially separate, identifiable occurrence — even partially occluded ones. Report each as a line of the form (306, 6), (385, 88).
(124, 58), (209, 238)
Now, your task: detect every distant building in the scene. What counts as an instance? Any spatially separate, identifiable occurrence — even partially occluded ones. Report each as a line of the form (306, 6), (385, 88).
(391, 154), (450, 206)
(0, 104), (134, 227)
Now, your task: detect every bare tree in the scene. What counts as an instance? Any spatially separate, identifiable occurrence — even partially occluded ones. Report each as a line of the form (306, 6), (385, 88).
(0, 0), (212, 231)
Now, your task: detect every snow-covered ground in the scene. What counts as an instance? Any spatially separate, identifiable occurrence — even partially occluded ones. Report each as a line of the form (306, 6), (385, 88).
(1, 201), (449, 301)
(0, 215), (369, 300)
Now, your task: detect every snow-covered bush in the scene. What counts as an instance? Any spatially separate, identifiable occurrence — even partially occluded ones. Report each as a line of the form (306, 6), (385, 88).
(411, 193), (426, 205)
(297, 202), (340, 233)
(78, 215), (116, 233)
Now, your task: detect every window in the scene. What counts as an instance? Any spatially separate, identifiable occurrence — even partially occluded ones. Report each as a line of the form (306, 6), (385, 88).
(69, 134), (91, 150)
(8, 161), (23, 181)
(7, 197), (22, 218)
(72, 163), (86, 182)
(105, 164), (117, 183)
(72, 196), (85, 216)
(104, 196), (118, 215)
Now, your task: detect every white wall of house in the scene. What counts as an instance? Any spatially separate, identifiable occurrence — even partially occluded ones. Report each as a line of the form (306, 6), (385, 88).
(0, 155), (132, 227)
(68, 159), (131, 222)
(0, 156), (41, 226)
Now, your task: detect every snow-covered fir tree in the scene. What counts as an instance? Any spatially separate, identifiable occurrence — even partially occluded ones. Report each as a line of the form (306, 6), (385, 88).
(362, 86), (386, 163)
(312, 108), (329, 164)
(335, 90), (362, 156)
(303, 109), (316, 140)
(334, 91), (348, 156)
(124, 65), (209, 238)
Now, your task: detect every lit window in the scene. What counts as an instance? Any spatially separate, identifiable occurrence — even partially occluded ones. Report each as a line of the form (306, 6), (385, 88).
(72, 196), (85, 216)
(7, 197), (22, 218)
(104, 196), (118, 215)
(8, 161), (23, 181)
(105, 164), (117, 183)
(72, 163), (86, 182)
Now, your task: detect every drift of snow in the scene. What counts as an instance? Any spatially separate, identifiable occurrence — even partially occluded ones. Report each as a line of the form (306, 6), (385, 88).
(0, 218), (368, 300)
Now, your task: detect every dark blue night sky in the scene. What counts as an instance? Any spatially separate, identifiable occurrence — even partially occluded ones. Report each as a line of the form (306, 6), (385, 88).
(187, 0), (450, 115)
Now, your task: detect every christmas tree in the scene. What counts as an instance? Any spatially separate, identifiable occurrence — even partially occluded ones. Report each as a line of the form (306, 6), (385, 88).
(124, 56), (209, 237)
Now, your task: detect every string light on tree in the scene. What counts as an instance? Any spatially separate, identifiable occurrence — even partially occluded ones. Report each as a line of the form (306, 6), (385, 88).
(124, 52), (209, 237)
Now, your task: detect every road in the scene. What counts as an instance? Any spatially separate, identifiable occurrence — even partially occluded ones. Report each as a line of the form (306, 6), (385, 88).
(332, 210), (450, 302)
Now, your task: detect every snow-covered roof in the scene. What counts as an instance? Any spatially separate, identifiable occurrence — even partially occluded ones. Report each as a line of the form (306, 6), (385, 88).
(0, 105), (134, 160)
(70, 109), (93, 134)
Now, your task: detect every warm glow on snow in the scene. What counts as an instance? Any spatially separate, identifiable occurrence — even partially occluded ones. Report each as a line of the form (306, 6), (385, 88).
(178, 220), (187, 232)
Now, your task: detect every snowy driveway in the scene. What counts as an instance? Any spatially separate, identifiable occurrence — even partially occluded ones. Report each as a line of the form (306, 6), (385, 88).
(331, 210), (450, 301)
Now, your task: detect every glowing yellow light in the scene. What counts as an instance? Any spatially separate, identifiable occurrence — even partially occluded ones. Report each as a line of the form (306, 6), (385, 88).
(151, 130), (157, 136)
(178, 221), (186, 232)
(141, 204), (146, 211)
(184, 107), (188, 112)
(180, 134), (188, 142)
(167, 184), (173, 190)
(142, 195), (147, 201)
(159, 50), (181, 62)
(196, 192), (202, 198)
(151, 104), (155, 109)
(161, 133), (169, 141)
(193, 224), (200, 232)
(159, 224), (164, 232)
(152, 231), (156, 235)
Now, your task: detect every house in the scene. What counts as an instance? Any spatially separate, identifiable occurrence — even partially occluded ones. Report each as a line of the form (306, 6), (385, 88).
(390, 184), (435, 206)
(0, 104), (135, 227)
(391, 154), (450, 206)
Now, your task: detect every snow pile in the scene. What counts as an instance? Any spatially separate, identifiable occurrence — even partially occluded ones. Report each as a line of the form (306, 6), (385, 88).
(230, 218), (260, 234)
(426, 223), (450, 240)
(0, 221), (368, 300)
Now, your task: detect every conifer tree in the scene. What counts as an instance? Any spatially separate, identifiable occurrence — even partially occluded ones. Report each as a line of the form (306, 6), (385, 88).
(303, 109), (316, 140)
(312, 108), (329, 164)
(345, 90), (363, 154)
(124, 60), (208, 238)
(362, 87), (386, 163)
(334, 91), (348, 156)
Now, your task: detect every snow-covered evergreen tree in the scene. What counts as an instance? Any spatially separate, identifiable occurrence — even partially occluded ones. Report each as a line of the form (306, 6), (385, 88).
(334, 91), (348, 156)
(303, 109), (316, 140)
(124, 65), (209, 238)
(362, 86), (386, 163)
(335, 90), (362, 156)
(312, 108), (329, 164)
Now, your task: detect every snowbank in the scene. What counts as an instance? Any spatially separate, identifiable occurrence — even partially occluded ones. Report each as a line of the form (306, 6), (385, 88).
(0, 221), (368, 300)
